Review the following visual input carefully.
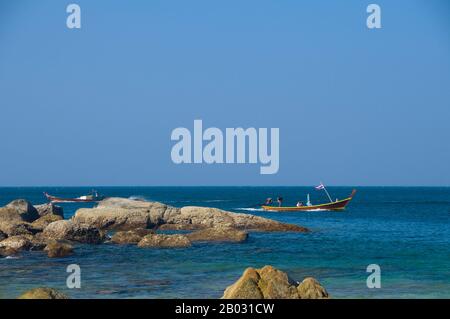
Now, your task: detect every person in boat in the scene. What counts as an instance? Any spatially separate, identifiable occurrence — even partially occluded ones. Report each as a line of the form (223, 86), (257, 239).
(264, 198), (273, 205)
(296, 201), (303, 207)
(277, 197), (283, 207)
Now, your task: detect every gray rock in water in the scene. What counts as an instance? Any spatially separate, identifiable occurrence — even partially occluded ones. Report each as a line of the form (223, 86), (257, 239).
(111, 228), (154, 244)
(42, 220), (103, 244)
(0, 235), (33, 251)
(18, 287), (69, 299)
(34, 203), (64, 218)
(44, 240), (74, 258)
(137, 234), (191, 248)
(222, 265), (329, 299)
(31, 214), (63, 232)
(0, 199), (40, 223)
(187, 227), (248, 243)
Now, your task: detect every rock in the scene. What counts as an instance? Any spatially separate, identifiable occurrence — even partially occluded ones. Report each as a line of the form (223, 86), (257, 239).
(187, 227), (248, 243)
(0, 230), (6, 241)
(111, 228), (154, 244)
(168, 206), (309, 232)
(137, 234), (191, 248)
(42, 220), (103, 244)
(0, 220), (39, 236)
(44, 240), (74, 258)
(31, 214), (63, 231)
(222, 266), (328, 299)
(18, 287), (69, 299)
(34, 203), (64, 218)
(0, 246), (18, 258)
(73, 198), (179, 230)
(0, 235), (32, 251)
(73, 197), (309, 233)
(0, 199), (40, 223)
(297, 277), (329, 299)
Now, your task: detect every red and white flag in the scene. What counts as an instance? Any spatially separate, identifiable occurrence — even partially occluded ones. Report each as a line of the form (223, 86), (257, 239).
(315, 183), (325, 190)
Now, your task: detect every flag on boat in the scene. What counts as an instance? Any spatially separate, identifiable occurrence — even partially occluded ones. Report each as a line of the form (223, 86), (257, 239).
(315, 183), (325, 190)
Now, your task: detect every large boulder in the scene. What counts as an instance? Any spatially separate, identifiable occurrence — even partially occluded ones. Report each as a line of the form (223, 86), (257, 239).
(187, 227), (248, 243)
(137, 234), (191, 248)
(73, 198), (179, 230)
(34, 203), (64, 218)
(31, 214), (63, 231)
(73, 197), (309, 233)
(222, 266), (329, 299)
(18, 288), (69, 299)
(297, 277), (329, 299)
(42, 220), (103, 244)
(0, 199), (40, 223)
(0, 235), (32, 251)
(111, 228), (154, 244)
(44, 240), (74, 258)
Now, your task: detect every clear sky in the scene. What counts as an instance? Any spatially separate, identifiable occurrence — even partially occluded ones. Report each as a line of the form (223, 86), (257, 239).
(0, 0), (449, 186)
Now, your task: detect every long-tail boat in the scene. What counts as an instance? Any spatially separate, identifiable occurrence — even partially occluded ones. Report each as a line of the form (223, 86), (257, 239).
(261, 189), (356, 212)
(44, 190), (104, 203)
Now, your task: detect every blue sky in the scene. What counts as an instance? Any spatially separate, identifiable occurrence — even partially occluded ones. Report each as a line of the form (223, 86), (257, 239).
(0, 0), (449, 186)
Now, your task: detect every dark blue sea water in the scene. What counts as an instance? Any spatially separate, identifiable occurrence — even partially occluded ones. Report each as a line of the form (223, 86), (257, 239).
(0, 187), (449, 299)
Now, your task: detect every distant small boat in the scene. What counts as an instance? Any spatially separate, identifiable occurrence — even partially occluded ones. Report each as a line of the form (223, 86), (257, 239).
(44, 190), (105, 203)
(261, 189), (356, 212)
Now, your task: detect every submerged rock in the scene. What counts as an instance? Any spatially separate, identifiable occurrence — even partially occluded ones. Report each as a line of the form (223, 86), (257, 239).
(44, 240), (74, 258)
(137, 234), (191, 248)
(18, 287), (69, 299)
(222, 265), (329, 299)
(31, 214), (63, 232)
(111, 228), (154, 244)
(73, 197), (309, 233)
(187, 227), (248, 243)
(42, 220), (103, 244)
(0, 246), (18, 258)
(34, 203), (64, 218)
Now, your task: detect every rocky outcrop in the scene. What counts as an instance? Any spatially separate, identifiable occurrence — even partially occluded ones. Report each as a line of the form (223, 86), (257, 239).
(0, 220), (38, 236)
(0, 199), (40, 223)
(31, 214), (63, 231)
(18, 287), (69, 299)
(44, 240), (74, 258)
(111, 228), (154, 244)
(42, 220), (103, 244)
(187, 227), (248, 243)
(222, 266), (329, 299)
(73, 197), (308, 233)
(137, 234), (191, 248)
(34, 203), (64, 218)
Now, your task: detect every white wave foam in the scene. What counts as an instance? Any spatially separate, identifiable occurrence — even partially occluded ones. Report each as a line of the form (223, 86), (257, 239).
(236, 207), (264, 212)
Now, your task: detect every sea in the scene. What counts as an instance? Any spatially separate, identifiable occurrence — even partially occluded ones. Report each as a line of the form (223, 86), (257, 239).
(0, 187), (449, 299)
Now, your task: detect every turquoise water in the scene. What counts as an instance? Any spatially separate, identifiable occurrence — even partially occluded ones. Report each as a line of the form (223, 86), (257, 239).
(0, 187), (449, 299)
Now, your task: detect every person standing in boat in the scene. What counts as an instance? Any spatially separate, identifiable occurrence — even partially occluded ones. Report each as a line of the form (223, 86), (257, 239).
(277, 197), (283, 207)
